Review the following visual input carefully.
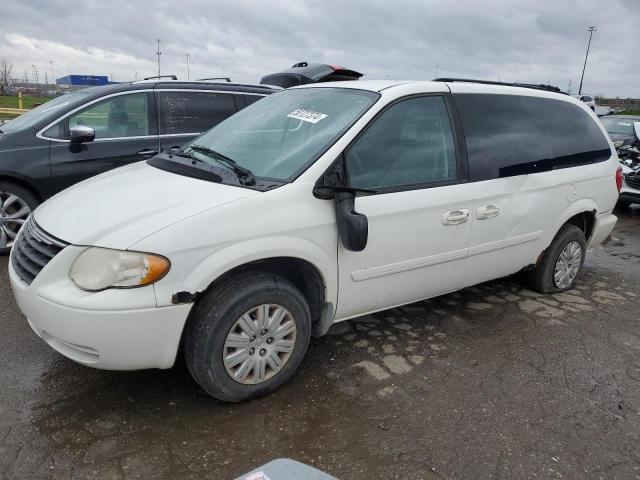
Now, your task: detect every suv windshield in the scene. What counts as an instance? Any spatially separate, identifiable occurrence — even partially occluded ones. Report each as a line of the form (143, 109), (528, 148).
(1, 90), (93, 134)
(184, 87), (379, 181)
(601, 117), (636, 135)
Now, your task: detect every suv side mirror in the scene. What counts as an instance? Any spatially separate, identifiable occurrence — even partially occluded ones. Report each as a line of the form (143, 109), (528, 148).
(314, 156), (369, 252)
(634, 122), (640, 141)
(69, 125), (95, 153)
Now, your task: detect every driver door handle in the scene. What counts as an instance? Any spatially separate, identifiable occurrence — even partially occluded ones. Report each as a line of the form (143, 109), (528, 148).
(442, 209), (469, 225)
(137, 149), (158, 156)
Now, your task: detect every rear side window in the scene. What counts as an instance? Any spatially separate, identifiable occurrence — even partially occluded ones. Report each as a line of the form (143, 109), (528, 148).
(158, 91), (237, 135)
(454, 94), (610, 181)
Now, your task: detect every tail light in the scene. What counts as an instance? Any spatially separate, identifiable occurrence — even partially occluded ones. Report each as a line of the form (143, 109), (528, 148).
(616, 166), (623, 193)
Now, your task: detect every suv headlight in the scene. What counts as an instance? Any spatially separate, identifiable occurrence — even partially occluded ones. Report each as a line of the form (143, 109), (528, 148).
(69, 247), (170, 291)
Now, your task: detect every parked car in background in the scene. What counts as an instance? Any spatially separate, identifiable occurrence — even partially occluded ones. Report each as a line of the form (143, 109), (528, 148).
(0, 78), (279, 253)
(9, 78), (619, 402)
(260, 62), (363, 88)
(617, 122), (640, 207)
(572, 94), (596, 111)
(601, 114), (640, 148)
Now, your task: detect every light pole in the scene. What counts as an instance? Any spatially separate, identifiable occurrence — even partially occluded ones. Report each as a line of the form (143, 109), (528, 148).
(186, 53), (190, 80)
(49, 61), (54, 85)
(156, 39), (162, 78)
(578, 26), (597, 95)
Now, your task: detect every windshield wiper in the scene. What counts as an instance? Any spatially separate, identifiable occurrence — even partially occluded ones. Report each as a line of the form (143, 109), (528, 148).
(187, 144), (256, 186)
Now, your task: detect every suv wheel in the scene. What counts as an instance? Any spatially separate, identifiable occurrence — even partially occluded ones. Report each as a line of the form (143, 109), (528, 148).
(0, 182), (38, 255)
(525, 224), (587, 293)
(184, 271), (311, 402)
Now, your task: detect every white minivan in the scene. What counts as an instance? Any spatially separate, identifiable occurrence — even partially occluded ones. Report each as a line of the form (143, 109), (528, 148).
(9, 79), (621, 402)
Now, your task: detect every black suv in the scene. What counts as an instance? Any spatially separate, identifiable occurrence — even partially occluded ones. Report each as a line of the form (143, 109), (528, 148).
(0, 79), (277, 252)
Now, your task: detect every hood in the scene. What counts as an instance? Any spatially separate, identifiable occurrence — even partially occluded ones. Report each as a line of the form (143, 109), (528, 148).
(34, 161), (260, 249)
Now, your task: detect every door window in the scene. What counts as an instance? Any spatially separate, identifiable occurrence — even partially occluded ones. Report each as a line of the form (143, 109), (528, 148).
(345, 96), (457, 190)
(68, 93), (150, 139)
(158, 91), (237, 135)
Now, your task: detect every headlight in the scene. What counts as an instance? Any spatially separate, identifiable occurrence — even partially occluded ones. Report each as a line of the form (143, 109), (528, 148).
(613, 140), (624, 148)
(69, 247), (170, 291)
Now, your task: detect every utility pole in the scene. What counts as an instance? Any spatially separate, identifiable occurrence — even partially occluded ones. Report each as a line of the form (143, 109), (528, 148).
(156, 39), (162, 78)
(186, 53), (190, 80)
(578, 26), (597, 95)
(434, 64), (439, 78)
(568, 78), (572, 94)
(49, 60), (53, 84)
(31, 65), (36, 84)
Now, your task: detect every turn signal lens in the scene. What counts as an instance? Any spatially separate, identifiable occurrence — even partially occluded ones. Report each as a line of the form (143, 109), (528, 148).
(69, 247), (170, 292)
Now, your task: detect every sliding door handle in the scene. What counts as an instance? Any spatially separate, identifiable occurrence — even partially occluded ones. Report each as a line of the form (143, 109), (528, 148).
(477, 204), (500, 220)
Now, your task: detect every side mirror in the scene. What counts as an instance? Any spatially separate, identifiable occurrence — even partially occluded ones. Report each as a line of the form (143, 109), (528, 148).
(69, 125), (95, 153)
(314, 156), (369, 252)
(633, 122), (640, 141)
(335, 190), (368, 252)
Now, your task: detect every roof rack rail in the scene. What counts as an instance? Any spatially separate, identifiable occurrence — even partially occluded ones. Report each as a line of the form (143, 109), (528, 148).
(197, 77), (231, 82)
(434, 77), (567, 95)
(143, 75), (178, 81)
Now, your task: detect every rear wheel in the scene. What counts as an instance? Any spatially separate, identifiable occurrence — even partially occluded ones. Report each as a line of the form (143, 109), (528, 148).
(525, 224), (586, 293)
(0, 182), (38, 255)
(184, 271), (311, 402)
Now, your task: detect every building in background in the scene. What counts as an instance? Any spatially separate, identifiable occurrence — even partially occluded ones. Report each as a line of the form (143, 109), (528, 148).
(56, 75), (116, 90)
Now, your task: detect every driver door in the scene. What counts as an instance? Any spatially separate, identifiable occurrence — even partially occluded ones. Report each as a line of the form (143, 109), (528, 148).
(335, 95), (472, 320)
(50, 92), (158, 192)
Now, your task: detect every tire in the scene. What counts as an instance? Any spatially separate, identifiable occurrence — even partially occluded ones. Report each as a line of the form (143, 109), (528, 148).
(0, 181), (39, 255)
(184, 271), (311, 402)
(525, 224), (587, 294)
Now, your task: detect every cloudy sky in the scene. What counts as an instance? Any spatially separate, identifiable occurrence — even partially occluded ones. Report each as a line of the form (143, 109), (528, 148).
(1, 0), (638, 97)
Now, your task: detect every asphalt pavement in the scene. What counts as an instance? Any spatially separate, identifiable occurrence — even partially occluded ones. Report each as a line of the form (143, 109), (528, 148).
(1, 207), (639, 480)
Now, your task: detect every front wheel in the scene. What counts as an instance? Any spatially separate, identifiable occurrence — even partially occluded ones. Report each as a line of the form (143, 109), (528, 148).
(184, 271), (311, 402)
(525, 224), (586, 293)
(0, 182), (39, 255)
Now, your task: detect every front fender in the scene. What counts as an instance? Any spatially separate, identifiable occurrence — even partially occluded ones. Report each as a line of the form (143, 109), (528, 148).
(153, 236), (338, 309)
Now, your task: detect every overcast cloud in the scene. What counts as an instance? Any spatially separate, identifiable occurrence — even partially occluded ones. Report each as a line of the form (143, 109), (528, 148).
(1, 0), (638, 97)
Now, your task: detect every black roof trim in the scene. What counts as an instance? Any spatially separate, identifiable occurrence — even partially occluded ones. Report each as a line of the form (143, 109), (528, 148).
(434, 77), (567, 95)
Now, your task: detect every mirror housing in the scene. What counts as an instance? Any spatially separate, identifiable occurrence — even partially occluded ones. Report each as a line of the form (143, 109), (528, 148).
(69, 125), (95, 153)
(335, 190), (368, 252)
(314, 156), (369, 252)
(633, 122), (640, 141)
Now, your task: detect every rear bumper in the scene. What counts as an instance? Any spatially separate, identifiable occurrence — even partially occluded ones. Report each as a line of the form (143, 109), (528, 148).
(9, 245), (192, 370)
(588, 211), (617, 248)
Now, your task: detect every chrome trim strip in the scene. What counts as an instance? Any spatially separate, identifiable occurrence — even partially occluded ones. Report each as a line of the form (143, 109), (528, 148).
(37, 89), (267, 142)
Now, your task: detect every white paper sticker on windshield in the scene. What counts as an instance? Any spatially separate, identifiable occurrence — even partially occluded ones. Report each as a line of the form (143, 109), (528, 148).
(620, 122), (632, 126)
(287, 108), (328, 124)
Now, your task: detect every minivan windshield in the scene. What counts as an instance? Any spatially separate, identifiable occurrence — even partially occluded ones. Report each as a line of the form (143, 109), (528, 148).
(1, 90), (93, 134)
(183, 87), (379, 181)
(601, 117), (636, 135)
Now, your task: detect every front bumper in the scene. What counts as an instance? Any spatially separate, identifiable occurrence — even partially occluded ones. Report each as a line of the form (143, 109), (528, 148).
(9, 245), (192, 370)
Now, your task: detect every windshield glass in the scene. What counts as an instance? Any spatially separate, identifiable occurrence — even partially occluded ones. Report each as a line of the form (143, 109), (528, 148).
(185, 87), (379, 181)
(1, 90), (94, 134)
(601, 117), (636, 135)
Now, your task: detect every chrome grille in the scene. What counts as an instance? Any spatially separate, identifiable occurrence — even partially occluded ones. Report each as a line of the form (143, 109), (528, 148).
(625, 173), (640, 191)
(11, 217), (67, 285)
